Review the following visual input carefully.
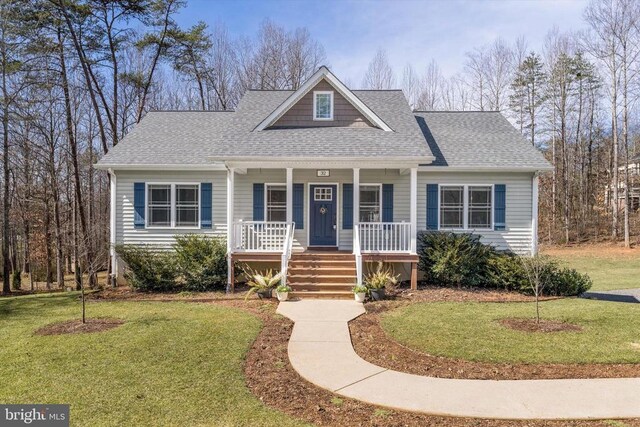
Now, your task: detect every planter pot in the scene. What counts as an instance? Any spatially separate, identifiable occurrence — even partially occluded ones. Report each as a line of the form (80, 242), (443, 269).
(354, 292), (366, 303)
(369, 288), (386, 301)
(257, 288), (273, 299)
(276, 291), (289, 302)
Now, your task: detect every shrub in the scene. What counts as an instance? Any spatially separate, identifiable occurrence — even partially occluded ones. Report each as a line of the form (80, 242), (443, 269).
(364, 262), (399, 290)
(418, 232), (496, 287)
(116, 245), (178, 292)
(174, 235), (228, 291)
(541, 266), (592, 296)
(11, 269), (21, 290)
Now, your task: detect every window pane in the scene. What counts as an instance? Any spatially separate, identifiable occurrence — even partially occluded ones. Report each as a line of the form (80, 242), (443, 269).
(359, 185), (380, 222)
(315, 93), (332, 119)
(149, 207), (170, 226)
(176, 185), (198, 204)
(267, 185), (286, 222)
(149, 185), (170, 204)
(468, 186), (492, 228)
(177, 207), (198, 226)
(148, 185), (171, 226)
(440, 186), (463, 228)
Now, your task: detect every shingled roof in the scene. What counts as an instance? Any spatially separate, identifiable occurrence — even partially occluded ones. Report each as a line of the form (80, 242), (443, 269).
(414, 111), (551, 170)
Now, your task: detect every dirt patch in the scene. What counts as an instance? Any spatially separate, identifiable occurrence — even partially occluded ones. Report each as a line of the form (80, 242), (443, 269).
(499, 318), (583, 333)
(35, 318), (124, 336)
(541, 243), (638, 258)
(242, 301), (639, 426)
(350, 305), (640, 380)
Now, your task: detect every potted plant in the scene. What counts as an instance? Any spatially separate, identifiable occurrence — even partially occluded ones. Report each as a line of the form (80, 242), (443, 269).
(276, 283), (292, 301)
(364, 262), (399, 301)
(244, 268), (282, 300)
(352, 284), (368, 303)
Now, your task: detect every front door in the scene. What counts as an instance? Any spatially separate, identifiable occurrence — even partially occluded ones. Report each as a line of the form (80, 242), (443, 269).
(309, 185), (337, 246)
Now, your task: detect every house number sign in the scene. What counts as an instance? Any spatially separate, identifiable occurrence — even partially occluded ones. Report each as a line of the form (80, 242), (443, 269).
(317, 170), (330, 177)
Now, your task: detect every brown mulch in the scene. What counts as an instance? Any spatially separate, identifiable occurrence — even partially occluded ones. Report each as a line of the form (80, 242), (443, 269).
(243, 299), (640, 427)
(349, 289), (640, 380)
(499, 318), (583, 333)
(86, 285), (251, 302)
(35, 318), (125, 336)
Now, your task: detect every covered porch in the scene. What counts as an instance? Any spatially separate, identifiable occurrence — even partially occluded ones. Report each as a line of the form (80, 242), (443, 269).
(225, 163), (419, 293)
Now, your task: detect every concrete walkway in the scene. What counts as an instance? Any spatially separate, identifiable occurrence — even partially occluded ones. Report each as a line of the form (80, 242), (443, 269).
(277, 300), (640, 420)
(582, 288), (640, 303)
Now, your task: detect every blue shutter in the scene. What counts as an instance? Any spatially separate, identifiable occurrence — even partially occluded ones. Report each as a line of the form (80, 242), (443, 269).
(494, 184), (506, 230)
(134, 182), (145, 229)
(426, 184), (438, 230)
(382, 184), (393, 222)
(293, 183), (304, 229)
(200, 183), (212, 229)
(343, 183), (353, 229)
(253, 183), (265, 221)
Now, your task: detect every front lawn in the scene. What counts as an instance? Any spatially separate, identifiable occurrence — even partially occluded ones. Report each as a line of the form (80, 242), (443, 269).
(543, 245), (640, 291)
(382, 298), (640, 364)
(0, 293), (303, 427)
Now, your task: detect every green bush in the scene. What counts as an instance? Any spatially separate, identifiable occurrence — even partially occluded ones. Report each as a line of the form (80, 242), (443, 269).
(418, 231), (591, 296)
(418, 232), (496, 287)
(174, 235), (227, 291)
(116, 245), (178, 292)
(11, 269), (21, 290)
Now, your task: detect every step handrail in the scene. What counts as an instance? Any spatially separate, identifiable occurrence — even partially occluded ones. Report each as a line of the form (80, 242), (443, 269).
(280, 222), (296, 287)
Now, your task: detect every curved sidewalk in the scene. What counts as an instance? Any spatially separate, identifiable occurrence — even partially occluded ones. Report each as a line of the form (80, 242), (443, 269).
(277, 300), (640, 420)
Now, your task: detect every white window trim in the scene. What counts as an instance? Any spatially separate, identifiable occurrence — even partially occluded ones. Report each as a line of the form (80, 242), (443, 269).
(145, 182), (201, 229)
(437, 184), (494, 231)
(313, 90), (334, 121)
(264, 183), (287, 222)
(359, 183), (382, 223)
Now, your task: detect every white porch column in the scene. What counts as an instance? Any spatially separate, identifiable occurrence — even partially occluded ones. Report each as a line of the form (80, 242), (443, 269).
(108, 169), (117, 285)
(353, 168), (360, 228)
(410, 167), (417, 254)
(226, 167), (235, 292)
(286, 168), (293, 224)
(532, 173), (539, 255)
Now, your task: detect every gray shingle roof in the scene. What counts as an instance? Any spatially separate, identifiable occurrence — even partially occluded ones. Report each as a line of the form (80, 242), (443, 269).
(96, 92), (551, 171)
(414, 111), (552, 170)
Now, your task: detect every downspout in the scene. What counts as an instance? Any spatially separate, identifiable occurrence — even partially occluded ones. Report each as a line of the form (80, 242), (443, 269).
(532, 172), (540, 255)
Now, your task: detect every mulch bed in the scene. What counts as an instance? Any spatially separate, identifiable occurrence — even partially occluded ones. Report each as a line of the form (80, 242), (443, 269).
(35, 318), (125, 336)
(499, 318), (583, 333)
(349, 288), (640, 380)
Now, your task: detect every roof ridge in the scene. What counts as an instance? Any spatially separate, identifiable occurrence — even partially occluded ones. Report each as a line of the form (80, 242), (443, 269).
(413, 110), (500, 113)
(149, 109), (235, 113)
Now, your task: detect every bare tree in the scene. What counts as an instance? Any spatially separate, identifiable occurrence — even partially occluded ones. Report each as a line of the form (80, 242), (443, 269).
(362, 48), (396, 90)
(520, 255), (549, 323)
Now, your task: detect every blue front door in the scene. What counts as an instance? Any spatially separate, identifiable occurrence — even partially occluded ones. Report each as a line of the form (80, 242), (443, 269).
(309, 185), (337, 246)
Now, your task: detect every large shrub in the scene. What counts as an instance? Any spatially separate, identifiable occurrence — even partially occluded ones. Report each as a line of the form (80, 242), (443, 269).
(418, 232), (496, 287)
(174, 235), (227, 291)
(116, 245), (178, 292)
(418, 231), (592, 296)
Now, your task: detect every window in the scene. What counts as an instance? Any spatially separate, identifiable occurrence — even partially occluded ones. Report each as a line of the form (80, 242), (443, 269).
(314, 187), (333, 201)
(440, 186), (464, 228)
(147, 183), (200, 228)
(313, 91), (333, 120)
(468, 186), (492, 229)
(266, 185), (286, 222)
(176, 184), (199, 227)
(148, 184), (171, 227)
(359, 185), (381, 222)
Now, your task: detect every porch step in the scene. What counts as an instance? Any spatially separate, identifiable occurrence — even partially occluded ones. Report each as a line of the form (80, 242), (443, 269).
(289, 290), (353, 300)
(288, 275), (356, 284)
(289, 283), (354, 292)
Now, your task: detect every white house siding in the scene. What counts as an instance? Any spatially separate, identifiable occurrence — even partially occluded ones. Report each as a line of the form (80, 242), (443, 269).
(115, 170), (227, 249)
(233, 168), (412, 251)
(417, 171), (535, 254)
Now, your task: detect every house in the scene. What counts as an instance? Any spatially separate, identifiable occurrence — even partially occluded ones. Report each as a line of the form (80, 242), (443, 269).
(95, 66), (552, 298)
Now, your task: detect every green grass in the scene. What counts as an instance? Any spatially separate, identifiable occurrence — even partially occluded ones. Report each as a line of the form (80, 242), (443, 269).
(543, 247), (640, 291)
(0, 293), (304, 427)
(382, 298), (640, 364)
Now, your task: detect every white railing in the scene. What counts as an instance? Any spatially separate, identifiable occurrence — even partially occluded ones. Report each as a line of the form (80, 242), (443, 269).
(232, 221), (292, 252)
(354, 224), (363, 285)
(357, 222), (412, 253)
(281, 223), (295, 287)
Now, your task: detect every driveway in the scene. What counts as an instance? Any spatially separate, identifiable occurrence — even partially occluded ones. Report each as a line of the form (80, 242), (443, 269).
(581, 288), (640, 303)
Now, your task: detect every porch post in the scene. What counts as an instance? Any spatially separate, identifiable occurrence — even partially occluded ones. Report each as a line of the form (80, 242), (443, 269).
(108, 169), (117, 286)
(353, 168), (360, 228)
(532, 172), (539, 255)
(286, 167), (293, 224)
(226, 167), (235, 292)
(410, 167), (417, 254)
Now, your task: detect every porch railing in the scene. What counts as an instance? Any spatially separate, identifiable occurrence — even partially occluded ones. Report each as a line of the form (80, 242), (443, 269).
(232, 221), (292, 252)
(281, 223), (295, 287)
(357, 222), (412, 253)
(354, 224), (363, 285)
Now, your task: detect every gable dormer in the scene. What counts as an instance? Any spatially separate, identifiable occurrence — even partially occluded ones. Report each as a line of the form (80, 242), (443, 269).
(255, 66), (392, 132)
(271, 79), (374, 128)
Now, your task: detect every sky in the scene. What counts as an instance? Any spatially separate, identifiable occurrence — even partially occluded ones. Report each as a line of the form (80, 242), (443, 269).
(174, 0), (589, 86)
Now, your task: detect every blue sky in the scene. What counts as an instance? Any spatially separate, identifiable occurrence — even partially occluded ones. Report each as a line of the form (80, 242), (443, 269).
(175, 0), (588, 85)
